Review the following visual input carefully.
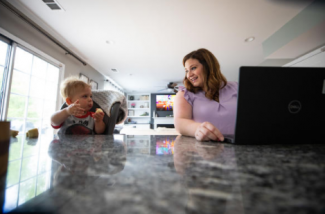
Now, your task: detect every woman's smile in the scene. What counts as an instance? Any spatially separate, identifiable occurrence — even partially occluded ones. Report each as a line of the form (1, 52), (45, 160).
(185, 58), (204, 89)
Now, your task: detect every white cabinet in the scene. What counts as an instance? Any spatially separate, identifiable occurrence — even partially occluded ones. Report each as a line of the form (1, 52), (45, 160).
(125, 93), (151, 129)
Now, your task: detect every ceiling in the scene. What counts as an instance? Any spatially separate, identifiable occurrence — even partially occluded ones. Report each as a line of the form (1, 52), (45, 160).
(8, 0), (325, 92)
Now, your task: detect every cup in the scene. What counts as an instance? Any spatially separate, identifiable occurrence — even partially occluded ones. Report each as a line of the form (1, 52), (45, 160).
(0, 121), (10, 211)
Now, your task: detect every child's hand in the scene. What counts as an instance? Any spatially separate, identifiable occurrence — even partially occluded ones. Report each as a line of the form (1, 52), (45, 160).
(93, 111), (104, 123)
(66, 100), (85, 116)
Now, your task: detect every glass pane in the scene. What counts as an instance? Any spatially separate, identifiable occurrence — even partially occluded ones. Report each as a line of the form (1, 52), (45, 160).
(42, 100), (56, 120)
(9, 134), (23, 161)
(10, 70), (30, 95)
(6, 160), (20, 187)
(36, 173), (48, 196)
(22, 136), (40, 158)
(7, 94), (27, 118)
(31, 56), (47, 79)
(46, 63), (59, 83)
(14, 48), (32, 74)
(45, 81), (58, 101)
(29, 76), (45, 98)
(21, 156), (38, 181)
(38, 155), (50, 174)
(26, 119), (41, 130)
(8, 118), (25, 133)
(3, 184), (19, 213)
(18, 177), (36, 205)
(40, 119), (51, 136)
(0, 40), (9, 66)
(8, 118), (39, 135)
(39, 134), (52, 154)
(27, 97), (43, 119)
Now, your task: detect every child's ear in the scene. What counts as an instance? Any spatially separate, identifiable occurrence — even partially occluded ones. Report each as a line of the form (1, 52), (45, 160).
(66, 98), (72, 105)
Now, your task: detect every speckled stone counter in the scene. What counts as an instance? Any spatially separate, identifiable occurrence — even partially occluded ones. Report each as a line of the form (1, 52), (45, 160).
(3, 134), (325, 214)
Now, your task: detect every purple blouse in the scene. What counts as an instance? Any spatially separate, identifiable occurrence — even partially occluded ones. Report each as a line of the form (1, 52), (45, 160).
(179, 81), (238, 135)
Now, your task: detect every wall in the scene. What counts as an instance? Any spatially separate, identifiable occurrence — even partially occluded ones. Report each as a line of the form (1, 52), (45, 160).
(0, 4), (106, 103)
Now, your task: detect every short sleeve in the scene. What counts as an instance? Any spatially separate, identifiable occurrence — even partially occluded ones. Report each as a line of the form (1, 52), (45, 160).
(178, 86), (193, 106)
(228, 81), (238, 91)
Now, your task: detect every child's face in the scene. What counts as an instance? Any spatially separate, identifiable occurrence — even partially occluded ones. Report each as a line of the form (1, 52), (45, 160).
(70, 86), (93, 112)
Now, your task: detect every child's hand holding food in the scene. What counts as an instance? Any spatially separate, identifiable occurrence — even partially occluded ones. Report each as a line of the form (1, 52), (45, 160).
(94, 108), (104, 122)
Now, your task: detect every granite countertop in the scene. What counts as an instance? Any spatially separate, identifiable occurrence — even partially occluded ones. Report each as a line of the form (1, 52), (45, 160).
(2, 134), (325, 214)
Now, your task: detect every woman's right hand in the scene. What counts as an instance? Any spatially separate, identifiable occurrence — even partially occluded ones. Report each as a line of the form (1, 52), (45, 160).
(66, 100), (85, 116)
(195, 122), (224, 142)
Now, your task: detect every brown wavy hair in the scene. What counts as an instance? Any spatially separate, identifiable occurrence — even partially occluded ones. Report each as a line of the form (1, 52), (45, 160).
(182, 48), (227, 102)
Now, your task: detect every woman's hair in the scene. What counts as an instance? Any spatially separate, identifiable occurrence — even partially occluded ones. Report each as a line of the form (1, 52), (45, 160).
(182, 48), (227, 102)
(60, 76), (91, 100)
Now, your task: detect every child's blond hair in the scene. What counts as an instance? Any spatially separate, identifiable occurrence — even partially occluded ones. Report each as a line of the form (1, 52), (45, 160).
(60, 76), (91, 100)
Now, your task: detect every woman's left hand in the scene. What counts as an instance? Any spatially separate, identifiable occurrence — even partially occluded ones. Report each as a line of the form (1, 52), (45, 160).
(195, 122), (224, 142)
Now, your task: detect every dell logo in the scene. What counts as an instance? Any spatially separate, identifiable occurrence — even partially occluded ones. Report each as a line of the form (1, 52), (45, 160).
(288, 100), (301, 114)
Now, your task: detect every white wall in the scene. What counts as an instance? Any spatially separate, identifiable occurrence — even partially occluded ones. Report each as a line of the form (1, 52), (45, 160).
(0, 4), (106, 94)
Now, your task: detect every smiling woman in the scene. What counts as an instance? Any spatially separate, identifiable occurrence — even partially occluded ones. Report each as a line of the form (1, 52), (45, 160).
(174, 48), (238, 142)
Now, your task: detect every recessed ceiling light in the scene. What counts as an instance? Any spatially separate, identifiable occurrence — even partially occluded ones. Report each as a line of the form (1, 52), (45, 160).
(245, 37), (255, 42)
(106, 40), (116, 44)
(111, 68), (118, 72)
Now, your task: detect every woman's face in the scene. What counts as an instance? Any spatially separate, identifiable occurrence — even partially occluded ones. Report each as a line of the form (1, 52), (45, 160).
(185, 58), (205, 89)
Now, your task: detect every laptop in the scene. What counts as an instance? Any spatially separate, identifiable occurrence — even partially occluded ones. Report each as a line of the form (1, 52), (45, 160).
(224, 66), (325, 144)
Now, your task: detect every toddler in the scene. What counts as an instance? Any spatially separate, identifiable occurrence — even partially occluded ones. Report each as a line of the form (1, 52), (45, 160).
(51, 76), (105, 134)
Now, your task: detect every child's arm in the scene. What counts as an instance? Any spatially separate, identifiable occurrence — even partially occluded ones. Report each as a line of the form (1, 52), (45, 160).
(93, 110), (105, 134)
(51, 100), (85, 126)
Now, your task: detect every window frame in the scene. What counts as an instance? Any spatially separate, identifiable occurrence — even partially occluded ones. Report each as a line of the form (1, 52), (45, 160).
(0, 27), (65, 121)
(0, 28), (65, 212)
(0, 34), (13, 119)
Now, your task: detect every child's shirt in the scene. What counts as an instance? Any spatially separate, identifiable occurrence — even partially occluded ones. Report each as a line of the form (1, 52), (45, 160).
(52, 112), (95, 135)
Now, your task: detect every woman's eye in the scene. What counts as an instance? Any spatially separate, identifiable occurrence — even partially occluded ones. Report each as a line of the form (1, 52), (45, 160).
(191, 67), (196, 70)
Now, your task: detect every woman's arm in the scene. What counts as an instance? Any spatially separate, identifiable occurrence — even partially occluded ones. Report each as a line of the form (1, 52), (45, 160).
(174, 91), (200, 137)
(174, 91), (224, 141)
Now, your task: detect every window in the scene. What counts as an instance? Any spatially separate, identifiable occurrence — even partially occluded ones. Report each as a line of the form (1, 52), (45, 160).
(0, 34), (62, 212)
(7, 47), (60, 136)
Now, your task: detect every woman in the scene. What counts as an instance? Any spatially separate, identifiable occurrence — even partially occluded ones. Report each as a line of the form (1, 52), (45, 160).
(174, 48), (238, 141)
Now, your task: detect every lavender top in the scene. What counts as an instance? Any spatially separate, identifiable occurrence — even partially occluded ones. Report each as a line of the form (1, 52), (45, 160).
(179, 81), (238, 135)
